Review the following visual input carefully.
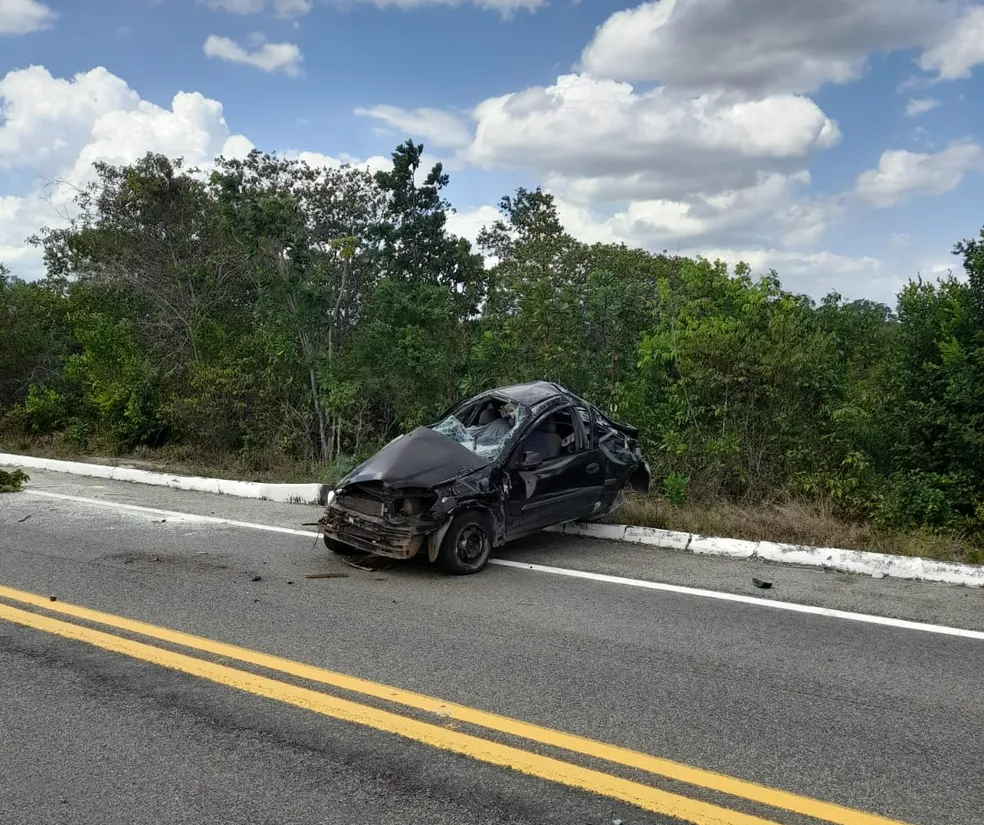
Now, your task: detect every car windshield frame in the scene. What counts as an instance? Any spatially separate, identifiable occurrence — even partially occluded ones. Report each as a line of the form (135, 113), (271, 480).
(430, 398), (531, 464)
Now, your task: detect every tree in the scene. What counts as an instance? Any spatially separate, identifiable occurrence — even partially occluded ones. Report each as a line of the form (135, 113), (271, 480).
(33, 153), (242, 367)
(0, 268), (73, 411)
(636, 259), (841, 499)
(209, 149), (387, 461)
(470, 188), (589, 391)
(6, 143), (984, 541)
(881, 235), (984, 530)
(343, 140), (485, 433)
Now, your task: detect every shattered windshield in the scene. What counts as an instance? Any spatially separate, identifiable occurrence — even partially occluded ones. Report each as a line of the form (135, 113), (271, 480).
(432, 402), (528, 462)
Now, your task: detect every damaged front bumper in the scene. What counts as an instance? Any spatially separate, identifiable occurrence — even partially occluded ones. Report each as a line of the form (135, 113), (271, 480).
(318, 502), (443, 560)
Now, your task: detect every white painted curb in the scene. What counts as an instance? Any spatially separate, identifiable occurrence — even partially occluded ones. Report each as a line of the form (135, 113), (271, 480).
(4, 452), (982, 588)
(547, 523), (984, 589)
(0, 453), (327, 506)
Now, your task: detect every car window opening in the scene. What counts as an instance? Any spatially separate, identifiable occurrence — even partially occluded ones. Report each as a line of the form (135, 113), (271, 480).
(522, 409), (578, 461)
(432, 400), (528, 462)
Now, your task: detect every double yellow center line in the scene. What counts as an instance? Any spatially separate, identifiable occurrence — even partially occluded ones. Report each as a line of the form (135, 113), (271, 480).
(0, 584), (914, 825)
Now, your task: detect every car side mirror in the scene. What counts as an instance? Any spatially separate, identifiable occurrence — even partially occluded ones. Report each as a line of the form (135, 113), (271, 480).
(519, 450), (543, 470)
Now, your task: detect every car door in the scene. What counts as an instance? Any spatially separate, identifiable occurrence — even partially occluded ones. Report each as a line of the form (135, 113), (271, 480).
(572, 400), (607, 518)
(504, 404), (605, 537)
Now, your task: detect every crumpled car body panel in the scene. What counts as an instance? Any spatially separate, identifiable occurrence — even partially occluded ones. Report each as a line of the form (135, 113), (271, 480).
(318, 382), (650, 562)
(341, 426), (489, 490)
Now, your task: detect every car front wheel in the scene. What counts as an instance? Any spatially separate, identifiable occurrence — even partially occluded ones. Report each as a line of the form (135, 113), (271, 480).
(438, 510), (493, 575)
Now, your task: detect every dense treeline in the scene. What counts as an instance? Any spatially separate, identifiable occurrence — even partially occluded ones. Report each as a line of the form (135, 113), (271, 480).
(2, 141), (984, 543)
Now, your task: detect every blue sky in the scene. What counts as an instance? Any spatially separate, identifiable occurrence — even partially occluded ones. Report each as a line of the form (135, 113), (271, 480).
(2, 0), (984, 304)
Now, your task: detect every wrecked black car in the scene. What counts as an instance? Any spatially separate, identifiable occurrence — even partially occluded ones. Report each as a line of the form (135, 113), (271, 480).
(317, 382), (650, 575)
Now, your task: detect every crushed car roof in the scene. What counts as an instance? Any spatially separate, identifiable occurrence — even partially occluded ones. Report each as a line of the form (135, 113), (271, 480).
(449, 381), (640, 440)
(482, 381), (568, 406)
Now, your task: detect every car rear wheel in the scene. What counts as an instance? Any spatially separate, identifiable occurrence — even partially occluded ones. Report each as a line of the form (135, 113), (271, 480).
(323, 535), (358, 555)
(437, 510), (493, 575)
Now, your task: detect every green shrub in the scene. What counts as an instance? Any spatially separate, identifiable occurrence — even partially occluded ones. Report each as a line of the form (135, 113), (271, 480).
(23, 385), (69, 434)
(0, 468), (29, 493)
(316, 455), (359, 486)
(663, 470), (690, 506)
(874, 471), (971, 532)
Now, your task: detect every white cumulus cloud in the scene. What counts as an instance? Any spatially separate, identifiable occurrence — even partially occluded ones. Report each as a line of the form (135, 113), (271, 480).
(203, 34), (303, 76)
(855, 141), (984, 207)
(328, 0), (545, 14)
(696, 248), (892, 301)
(202, 0), (313, 17)
(0, 66), (139, 172)
(0, 66), (252, 180)
(580, 0), (958, 95)
(918, 4), (984, 80)
(0, 64), (404, 281)
(446, 204), (502, 247)
(207, 0), (548, 14)
(355, 105), (473, 150)
(0, 0), (56, 34)
(282, 149), (392, 175)
(0, 65), (256, 280)
(449, 197), (884, 300)
(905, 98), (941, 117)
(555, 172), (825, 248)
(579, 174), (839, 253)
(373, 61), (846, 264)
(463, 73), (840, 202)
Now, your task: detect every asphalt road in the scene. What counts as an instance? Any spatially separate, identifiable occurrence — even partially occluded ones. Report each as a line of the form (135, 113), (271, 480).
(2, 468), (983, 825)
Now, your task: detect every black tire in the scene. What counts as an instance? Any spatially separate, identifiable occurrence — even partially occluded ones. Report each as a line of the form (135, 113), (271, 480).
(437, 510), (493, 575)
(323, 535), (358, 555)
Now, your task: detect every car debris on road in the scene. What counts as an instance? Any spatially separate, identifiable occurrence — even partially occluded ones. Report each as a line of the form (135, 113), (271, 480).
(318, 382), (650, 575)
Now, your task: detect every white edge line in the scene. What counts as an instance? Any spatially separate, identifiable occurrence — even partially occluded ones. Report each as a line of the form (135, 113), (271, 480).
(9, 452), (981, 587)
(19, 489), (984, 642)
(23, 490), (318, 538)
(490, 560), (984, 641)
(549, 523), (984, 589)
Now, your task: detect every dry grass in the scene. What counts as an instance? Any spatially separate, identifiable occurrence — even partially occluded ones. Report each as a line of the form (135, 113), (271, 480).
(0, 437), (331, 485)
(612, 494), (984, 565)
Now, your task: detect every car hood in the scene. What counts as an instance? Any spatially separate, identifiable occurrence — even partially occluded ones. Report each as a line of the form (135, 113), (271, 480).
(339, 426), (490, 491)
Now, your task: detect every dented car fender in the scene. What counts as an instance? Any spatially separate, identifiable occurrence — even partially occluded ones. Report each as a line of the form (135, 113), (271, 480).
(426, 485), (508, 562)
